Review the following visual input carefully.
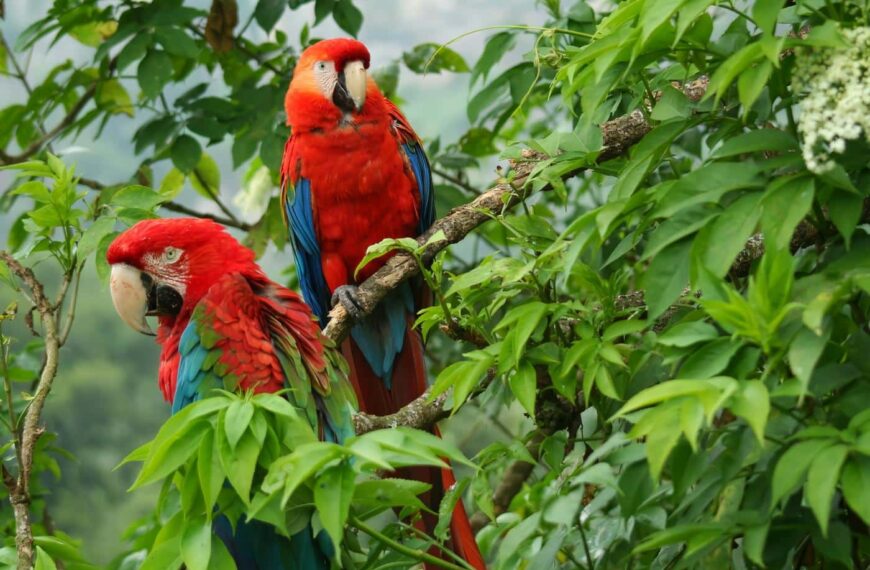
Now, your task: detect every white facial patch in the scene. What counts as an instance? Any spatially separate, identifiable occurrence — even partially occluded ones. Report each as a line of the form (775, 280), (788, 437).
(142, 249), (189, 298)
(313, 60), (338, 98)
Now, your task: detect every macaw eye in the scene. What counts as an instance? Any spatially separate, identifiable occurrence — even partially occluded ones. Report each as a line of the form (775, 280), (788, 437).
(162, 247), (182, 264)
(314, 61), (330, 73)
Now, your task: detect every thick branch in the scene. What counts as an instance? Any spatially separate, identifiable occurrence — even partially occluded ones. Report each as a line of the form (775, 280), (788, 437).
(324, 76), (710, 347)
(353, 389), (448, 434)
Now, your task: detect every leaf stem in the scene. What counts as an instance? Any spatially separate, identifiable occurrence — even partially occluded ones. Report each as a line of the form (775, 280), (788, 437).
(348, 516), (469, 570)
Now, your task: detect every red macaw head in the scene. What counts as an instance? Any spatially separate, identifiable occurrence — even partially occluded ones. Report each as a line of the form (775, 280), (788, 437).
(284, 38), (379, 130)
(106, 217), (260, 335)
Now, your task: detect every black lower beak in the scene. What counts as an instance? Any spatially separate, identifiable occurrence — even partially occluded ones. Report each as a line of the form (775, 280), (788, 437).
(332, 72), (356, 115)
(141, 273), (183, 317)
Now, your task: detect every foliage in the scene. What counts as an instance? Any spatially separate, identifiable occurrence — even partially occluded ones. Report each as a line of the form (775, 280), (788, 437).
(0, 0), (868, 569)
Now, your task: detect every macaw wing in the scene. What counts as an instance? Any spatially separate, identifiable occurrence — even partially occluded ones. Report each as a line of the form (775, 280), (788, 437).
(174, 272), (355, 442)
(281, 136), (332, 325)
(173, 273), (287, 413)
(386, 100), (435, 234)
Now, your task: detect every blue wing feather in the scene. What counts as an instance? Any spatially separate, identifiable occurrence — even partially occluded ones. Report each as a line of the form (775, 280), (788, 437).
(401, 141), (435, 234)
(286, 177), (331, 325)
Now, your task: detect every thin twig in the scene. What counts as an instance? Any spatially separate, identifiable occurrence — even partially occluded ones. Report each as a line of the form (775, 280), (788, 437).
(431, 166), (480, 195)
(349, 516), (469, 570)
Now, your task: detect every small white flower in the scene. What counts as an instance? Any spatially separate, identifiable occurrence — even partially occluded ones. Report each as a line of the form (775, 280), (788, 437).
(793, 26), (870, 173)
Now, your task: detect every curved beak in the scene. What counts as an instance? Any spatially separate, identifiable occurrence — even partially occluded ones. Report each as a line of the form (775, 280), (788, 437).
(110, 264), (185, 336)
(333, 60), (367, 114)
(110, 264), (154, 336)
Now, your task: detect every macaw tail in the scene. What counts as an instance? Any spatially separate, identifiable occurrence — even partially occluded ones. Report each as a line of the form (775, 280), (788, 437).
(342, 306), (486, 570)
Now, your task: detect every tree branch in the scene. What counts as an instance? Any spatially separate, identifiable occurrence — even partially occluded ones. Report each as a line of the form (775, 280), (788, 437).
(0, 251), (63, 569)
(469, 432), (544, 532)
(325, 76), (710, 346)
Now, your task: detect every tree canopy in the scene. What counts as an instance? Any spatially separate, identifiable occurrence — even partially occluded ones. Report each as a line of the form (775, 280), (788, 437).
(0, 0), (868, 568)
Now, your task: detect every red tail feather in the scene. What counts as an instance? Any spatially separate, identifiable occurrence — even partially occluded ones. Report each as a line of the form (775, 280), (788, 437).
(344, 324), (485, 569)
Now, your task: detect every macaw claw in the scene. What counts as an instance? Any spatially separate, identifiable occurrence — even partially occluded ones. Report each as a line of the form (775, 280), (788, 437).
(331, 285), (365, 321)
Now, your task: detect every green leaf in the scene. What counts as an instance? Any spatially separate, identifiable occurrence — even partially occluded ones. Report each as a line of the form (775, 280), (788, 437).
(138, 49), (174, 99)
(752, 0), (784, 35)
(132, 422), (208, 488)
(209, 536), (235, 570)
(434, 477), (469, 540)
(650, 86), (691, 121)
(332, 0), (363, 37)
(403, 43), (469, 74)
(190, 153), (221, 199)
(471, 32), (516, 86)
(711, 129), (799, 159)
(729, 381), (769, 444)
(641, 238), (691, 319)
(694, 192), (762, 278)
(706, 43), (763, 103)
(788, 327), (830, 395)
(643, 205), (718, 261)
(495, 301), (548, 364)
(657, 321), (719, 347)
(806, 444), (848, 536)
(314, 461), (355, 552)
(34, 547), (57, 570)
(679, 338), (742, 379)
(509, 362), (537, 418)
(181, 518), (211, 570)
(77, 217), (116, 261)
(96, 79), (134, 116)
(198, 431), (224, 514)
(828, 190), (863, 247)
(220, 430), (260, 503)
(171, 135), (202, 174)
(111, 185), (166, 211)
(224, 401), (254, 449)
(738, 60), (772, 116)
(761, 175), (814, 251)
(159, 168), (186, 200)
(771, 438), (836, 506)
(353, 478), (428, 512)
(155, 27), (199, 58)
(644, 404), (683, 481)
(841, 456), (870, 525)
(254, 0), (286, 32)
(615, 377), (734, 417)
(602, 319), (648, 341)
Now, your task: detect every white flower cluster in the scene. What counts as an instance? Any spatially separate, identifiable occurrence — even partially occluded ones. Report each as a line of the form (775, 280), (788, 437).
(793, 26), (870, 173)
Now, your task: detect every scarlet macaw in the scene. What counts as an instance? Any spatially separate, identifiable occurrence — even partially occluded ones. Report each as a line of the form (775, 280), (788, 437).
(280, 38), (484, 568)
(107, 217), (356, 570)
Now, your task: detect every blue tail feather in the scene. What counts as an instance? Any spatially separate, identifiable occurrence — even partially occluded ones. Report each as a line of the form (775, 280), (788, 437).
(349, 283), (414, 388)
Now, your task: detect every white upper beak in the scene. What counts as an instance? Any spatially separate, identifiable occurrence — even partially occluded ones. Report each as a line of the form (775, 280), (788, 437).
(109, 263), (154, 336)
(344, 60), (367, 112)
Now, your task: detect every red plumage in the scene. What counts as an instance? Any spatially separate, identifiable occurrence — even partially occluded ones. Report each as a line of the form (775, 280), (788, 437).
(282, 39), (485, 569)
(106, 218), (327, 403)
